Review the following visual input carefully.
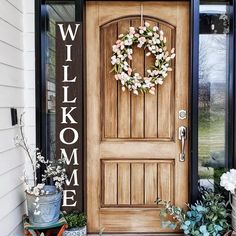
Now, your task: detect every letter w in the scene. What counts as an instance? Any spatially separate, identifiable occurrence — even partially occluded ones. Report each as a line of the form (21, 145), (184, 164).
(58, 23), (80, 41)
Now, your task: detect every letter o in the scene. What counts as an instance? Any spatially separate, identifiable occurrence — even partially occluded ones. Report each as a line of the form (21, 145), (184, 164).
(60, 127), (78, 145)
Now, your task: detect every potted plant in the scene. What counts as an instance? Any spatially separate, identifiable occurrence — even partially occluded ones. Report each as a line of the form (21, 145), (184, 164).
(157, 187), (229, 235)
(63, 212), (87, 236)
(220, 169), (236, 231)
(15, 113), (68, 226)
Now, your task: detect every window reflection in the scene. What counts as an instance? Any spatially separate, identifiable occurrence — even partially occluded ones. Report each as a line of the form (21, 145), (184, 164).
(44, 3), (75, 160)
(198, 3), (230, 188)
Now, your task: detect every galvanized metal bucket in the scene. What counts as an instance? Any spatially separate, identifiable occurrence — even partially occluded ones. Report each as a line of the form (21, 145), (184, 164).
(26, 185), (62, 227)
(63, 226), (87, 236)
(231, 194), (236, 231)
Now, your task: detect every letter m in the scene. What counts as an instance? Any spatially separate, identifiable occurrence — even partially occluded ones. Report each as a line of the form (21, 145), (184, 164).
(61, 148), (79, 165)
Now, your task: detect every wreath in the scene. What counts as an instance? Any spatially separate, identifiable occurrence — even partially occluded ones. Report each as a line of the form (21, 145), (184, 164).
(111, 22), (176, 95)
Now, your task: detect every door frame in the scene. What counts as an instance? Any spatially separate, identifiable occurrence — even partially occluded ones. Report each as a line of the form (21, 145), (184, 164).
(35, 0), (236, 212)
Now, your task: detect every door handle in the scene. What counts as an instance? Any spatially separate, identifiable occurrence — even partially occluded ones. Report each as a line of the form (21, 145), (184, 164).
(178, 126), (187, 162)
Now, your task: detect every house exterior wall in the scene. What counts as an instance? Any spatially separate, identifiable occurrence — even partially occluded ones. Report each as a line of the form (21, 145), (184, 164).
(0, 0), (35, 235)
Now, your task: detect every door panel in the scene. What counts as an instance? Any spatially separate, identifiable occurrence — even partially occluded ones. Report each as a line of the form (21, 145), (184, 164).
(101, 17), (175, 140)
(86, 1), (189, 233)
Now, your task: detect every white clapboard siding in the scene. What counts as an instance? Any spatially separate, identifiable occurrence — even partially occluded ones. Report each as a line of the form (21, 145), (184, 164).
(0, 128), (21, 152)
(0, 0), (35, 235)
(7, 0), (23, 13)
(0, 202), (26, 236)
(0, 148), (25, 176)
(0, 42), (23, 69)
(0, 165), (24, 199)
(0, 86), (24, 108)
(8, 223), (24, 236)
(0, 19), (23, 50)
(0, 64), (24, 89)
(0, 0), (23, 31)
(0, 184), (25, 220)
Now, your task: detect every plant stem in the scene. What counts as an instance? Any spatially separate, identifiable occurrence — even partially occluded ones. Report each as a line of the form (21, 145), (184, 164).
(19, 114), (36, 186)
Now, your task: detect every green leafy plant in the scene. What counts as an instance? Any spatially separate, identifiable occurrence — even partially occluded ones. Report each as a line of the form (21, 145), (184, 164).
(64, 212), (87, 229)
(157, 188), (229, 236)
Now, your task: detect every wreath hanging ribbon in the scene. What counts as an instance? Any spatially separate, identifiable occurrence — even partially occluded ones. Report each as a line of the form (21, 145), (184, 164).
(111, 22), (176, 95)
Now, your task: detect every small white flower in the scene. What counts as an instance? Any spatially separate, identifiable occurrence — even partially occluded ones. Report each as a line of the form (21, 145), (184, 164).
(153, 26), (159, 32)
(144, 22), (150, 27)
(34, 210), (41, 215)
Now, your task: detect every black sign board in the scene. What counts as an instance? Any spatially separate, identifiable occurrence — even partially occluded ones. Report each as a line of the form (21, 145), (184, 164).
(56, 22), (83, 211)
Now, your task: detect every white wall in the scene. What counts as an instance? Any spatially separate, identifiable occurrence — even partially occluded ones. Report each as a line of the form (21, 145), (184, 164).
(0, 0), (35, 235)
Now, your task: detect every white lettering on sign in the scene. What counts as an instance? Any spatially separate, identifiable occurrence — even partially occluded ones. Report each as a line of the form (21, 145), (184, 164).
(58, 23), (80, 207)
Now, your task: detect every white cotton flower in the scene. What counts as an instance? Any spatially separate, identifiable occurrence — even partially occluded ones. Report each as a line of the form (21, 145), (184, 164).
(133, 90), (139, 95)
(145, 22), (150, 27)
(148, 32), (153, 36)
(170, 53), (176, 59)
(146, 52), (151, 57)
(119, 34), (124, 38)
(166, 57), (171, 62)
(127, 48), (133, 55)
(129, 27), (135, 35)
(37, 183), (45, 189)
(149, 87), (155, 95)
(139, 29), (144, 34)
(111, 55), (117, 65)
(34, 210), (41, 215)
(156, 78), (163, 85)
(171, 48), (175, 53)
(153, 26), (159, 32)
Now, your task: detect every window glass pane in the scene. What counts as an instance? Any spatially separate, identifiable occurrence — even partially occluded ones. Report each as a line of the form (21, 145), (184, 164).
(43, 2), (75, 160)
(198, 2), (230, 188)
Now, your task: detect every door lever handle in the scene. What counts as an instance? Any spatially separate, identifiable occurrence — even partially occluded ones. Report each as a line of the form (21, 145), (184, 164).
(178, 126), (187, 162)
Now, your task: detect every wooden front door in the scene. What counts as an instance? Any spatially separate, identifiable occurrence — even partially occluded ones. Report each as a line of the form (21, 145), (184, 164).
(86, 1), (189, 233)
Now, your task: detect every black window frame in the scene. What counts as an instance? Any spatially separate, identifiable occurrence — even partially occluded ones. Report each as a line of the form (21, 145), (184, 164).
(35, 0), (236, 210)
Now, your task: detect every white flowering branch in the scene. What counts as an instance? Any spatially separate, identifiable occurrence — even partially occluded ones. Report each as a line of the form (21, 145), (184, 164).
(14, 112), (36, 186)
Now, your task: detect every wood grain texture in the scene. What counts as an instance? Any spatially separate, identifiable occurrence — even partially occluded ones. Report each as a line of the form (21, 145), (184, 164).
(87, 1), (189, 233)
(158, 163), (174, 202)
(103, 162), (118, 205)
(102, 23), (118, 138)
(145, 163), (158, 205)
(131, 163), (144, 205)
(117, 20), (131, 138)
(144, 21), (158, 138)
(118, 163), (131, 204)
(102, 160), (174, 207)
(157, 24), (175, 139)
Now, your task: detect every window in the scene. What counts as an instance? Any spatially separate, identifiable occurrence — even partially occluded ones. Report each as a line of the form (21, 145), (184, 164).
(198, 1), (231, 188)
(39, 1), (75, 161)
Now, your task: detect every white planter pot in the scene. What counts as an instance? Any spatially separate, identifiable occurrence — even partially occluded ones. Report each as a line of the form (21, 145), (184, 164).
(232, 194), (236, 231)
(63, 226), (87, 236)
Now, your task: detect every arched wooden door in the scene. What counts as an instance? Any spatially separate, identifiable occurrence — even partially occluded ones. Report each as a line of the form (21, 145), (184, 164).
(86, 1), (189, 234)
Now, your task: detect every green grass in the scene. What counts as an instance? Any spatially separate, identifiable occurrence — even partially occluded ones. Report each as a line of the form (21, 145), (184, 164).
(198, 110), (225, 180)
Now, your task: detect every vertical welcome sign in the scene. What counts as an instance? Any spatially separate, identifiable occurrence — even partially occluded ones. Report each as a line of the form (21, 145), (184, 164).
(56, 23), (83, 211)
